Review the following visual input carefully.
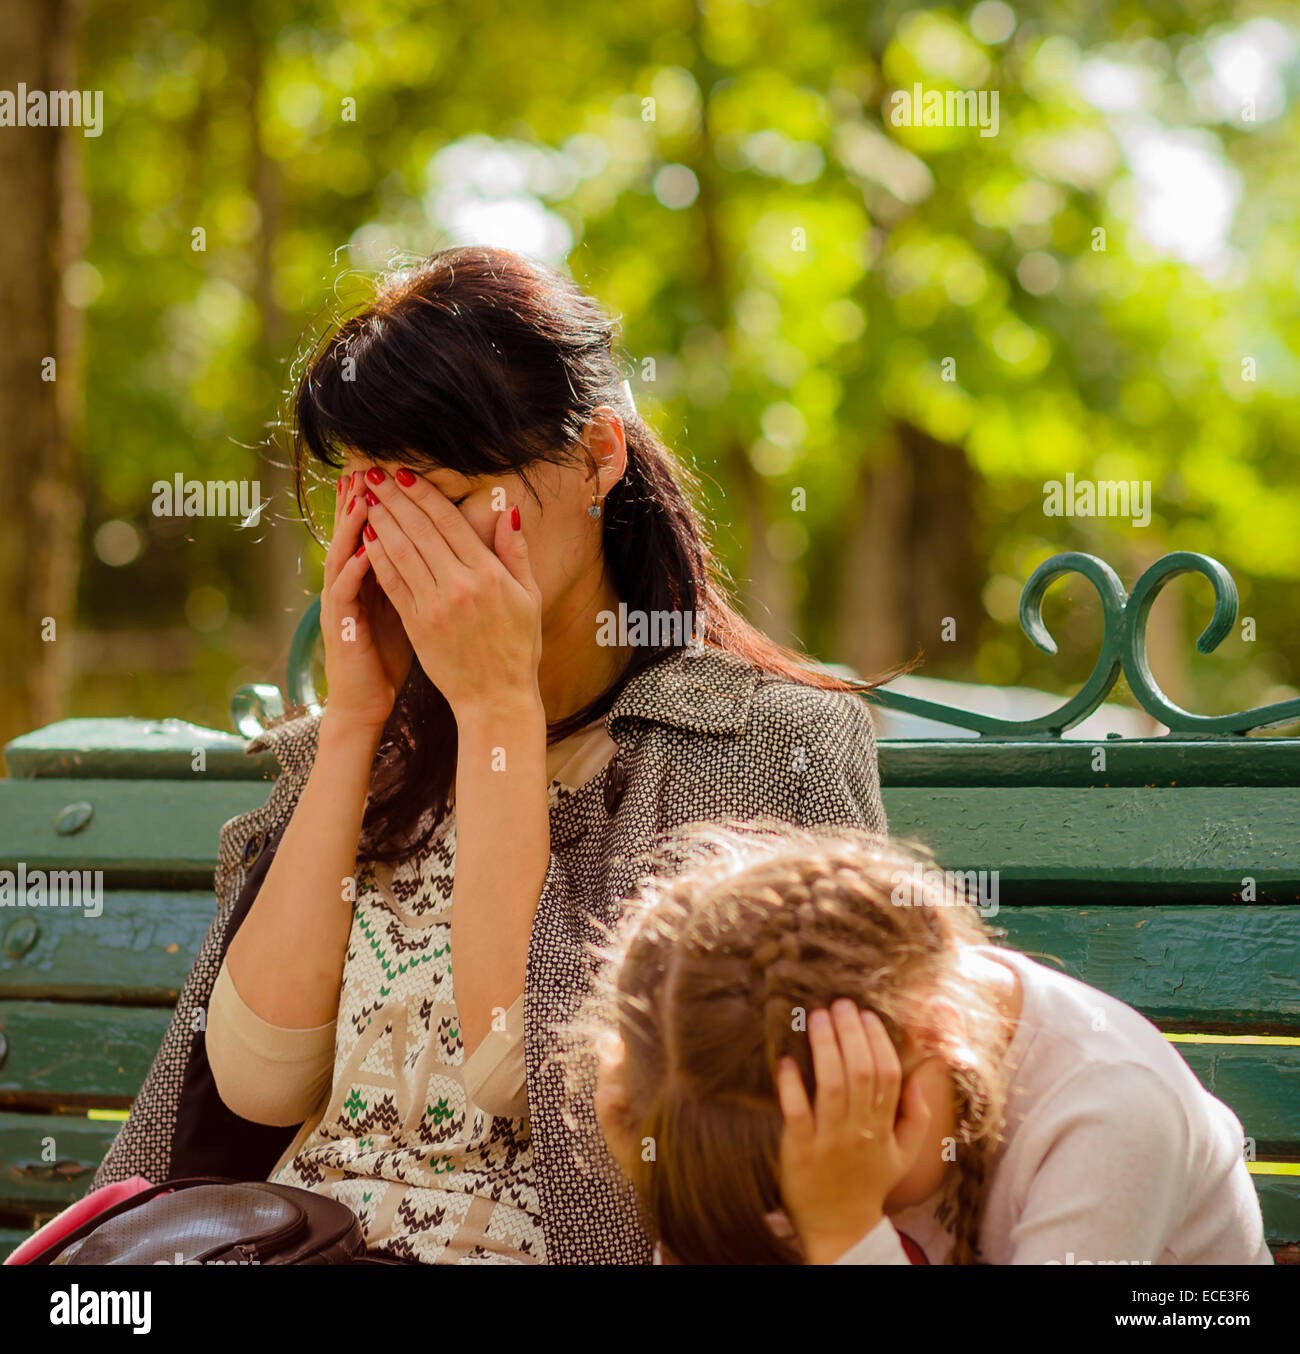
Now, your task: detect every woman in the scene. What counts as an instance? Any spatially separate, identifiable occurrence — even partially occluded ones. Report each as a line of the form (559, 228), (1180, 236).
(92, 245), (888, 1265)
(586, 824), (1270, 1266)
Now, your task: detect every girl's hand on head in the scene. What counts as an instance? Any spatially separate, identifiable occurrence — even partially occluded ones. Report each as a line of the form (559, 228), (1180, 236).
(320, 470), (414, 735)
(360, 466), (543, 720)
(776, 1002), (932, 1266)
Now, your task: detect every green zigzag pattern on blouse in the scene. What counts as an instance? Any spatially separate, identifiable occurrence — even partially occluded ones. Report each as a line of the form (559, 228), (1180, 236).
(354, 907), (447, 994)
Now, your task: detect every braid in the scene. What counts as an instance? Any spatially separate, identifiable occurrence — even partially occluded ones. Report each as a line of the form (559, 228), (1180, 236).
(938, 1072), (1004, 1264)
(947, 1136), (998, 1265)
(746, 883), (812, 1069)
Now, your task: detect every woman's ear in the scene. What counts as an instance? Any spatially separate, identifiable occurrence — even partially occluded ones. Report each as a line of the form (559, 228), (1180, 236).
(583, 406), (628, 493)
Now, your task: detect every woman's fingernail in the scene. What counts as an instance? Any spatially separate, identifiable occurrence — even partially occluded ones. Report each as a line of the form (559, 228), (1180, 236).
(337, 475), (346, 493)
(346, 497), (357, 515)
(354, 543), (366, 558)
(366, 467), (386, 484)
(810, 1009), (830, 1030)
(364, 489), (379, 507)
(395, 467), (417, 487)
(510, 506), (521, 531)
(363, 522), (377, 542)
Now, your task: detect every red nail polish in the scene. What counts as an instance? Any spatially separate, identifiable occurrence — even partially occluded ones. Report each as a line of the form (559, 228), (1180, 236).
(510, 506), (521, 531)
(363, 522), (377, 542)
(366, 467), (386, 484)
(396, 467), (417, 487)
(354, 543), (366, 558)
(364, 489), (379, 507)
(337, 475), (346, 493)
(346, 497), (357, 515)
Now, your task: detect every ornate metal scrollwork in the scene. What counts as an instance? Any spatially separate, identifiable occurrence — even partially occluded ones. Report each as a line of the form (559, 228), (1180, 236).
(230, 595), (322, 736)
(231, 554), (1300, 739)
(286, 594), (323, 711)
(866, 551), (1300, 739)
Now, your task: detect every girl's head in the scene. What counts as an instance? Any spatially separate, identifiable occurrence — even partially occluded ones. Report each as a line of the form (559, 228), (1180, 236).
(580, 823), (1011, 1265)
(288, 246), (888, 860)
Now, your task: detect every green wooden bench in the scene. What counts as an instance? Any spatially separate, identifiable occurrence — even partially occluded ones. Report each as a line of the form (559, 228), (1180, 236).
(1, 550), (1297, 1262)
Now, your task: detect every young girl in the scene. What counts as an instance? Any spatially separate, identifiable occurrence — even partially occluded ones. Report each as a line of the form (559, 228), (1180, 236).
(587, 823), (1271, 1265)
(92, 247), (888, 1265)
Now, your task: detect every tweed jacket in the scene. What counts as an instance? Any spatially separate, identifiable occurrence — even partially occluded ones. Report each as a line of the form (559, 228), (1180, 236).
(93, 643), (887, 1264)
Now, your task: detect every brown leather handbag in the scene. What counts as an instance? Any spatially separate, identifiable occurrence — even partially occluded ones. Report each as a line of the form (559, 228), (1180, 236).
(29, 1177), (365, 1266)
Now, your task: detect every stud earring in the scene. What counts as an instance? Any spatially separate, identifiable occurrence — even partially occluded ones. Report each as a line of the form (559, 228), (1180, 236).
(588, 493), (603, 520)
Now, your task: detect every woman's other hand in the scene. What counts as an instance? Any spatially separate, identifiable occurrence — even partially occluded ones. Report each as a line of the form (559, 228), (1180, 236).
(320, 469), (414, 733)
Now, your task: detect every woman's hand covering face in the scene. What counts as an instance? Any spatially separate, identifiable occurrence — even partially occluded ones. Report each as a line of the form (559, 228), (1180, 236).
(358, 466), (544, 717)
(318, 468), (415, 732)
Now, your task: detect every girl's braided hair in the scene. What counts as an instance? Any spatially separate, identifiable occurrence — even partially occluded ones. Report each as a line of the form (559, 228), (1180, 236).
(562, 820), (1011, 1265)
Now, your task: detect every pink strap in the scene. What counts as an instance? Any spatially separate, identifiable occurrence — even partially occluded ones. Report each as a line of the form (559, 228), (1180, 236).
(4, 1175), (155, 1265)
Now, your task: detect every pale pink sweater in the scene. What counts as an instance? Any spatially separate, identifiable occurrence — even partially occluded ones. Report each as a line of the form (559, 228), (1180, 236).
(836, 947), (1271, 1266)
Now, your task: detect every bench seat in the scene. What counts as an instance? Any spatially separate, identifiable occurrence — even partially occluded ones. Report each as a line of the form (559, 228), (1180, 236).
(1, 718), (1297, 1261)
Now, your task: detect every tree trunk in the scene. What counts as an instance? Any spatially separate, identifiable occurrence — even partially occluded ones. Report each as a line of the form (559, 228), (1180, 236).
(247, 16), (306, 671)
(688, 11), (797, 644)
(0, 0), (87, 752)
(834, 430), (912, 677)
(834, 421), (981, 680)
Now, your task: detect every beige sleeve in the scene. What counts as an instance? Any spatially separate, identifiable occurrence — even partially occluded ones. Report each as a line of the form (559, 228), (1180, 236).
(462, 994), (528, 1120)
(206, 958), (337, 1127)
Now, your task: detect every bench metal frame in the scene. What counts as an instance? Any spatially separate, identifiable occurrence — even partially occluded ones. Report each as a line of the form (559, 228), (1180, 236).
(2, 551), (1297, 1260)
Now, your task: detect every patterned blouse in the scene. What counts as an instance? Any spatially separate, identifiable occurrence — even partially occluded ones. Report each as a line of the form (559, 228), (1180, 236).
(210, 723), (617, 1264)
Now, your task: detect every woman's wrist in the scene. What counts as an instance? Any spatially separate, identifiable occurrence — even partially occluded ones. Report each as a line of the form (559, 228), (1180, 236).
(453, 686), (546, 738)
(318, 705), (387, 758)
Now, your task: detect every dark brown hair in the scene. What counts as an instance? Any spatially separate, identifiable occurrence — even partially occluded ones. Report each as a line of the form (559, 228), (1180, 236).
(567, 823), (1011, 1265)
(292, 246), (884, 862)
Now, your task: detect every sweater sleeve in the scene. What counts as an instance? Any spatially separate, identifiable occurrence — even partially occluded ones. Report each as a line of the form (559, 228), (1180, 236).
(832, 1217), (913, 1265)
(462, 993), (528, 1120)
(1001, 1062), (1193, 1265)
(206, 958), (336, 1127)
(797, 689), (888, 836)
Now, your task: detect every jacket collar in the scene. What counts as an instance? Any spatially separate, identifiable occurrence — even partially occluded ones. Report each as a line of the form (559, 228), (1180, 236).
(604, 643), (760, 745)
(245, 707), (322, 766)
(244, 644), (760, 773)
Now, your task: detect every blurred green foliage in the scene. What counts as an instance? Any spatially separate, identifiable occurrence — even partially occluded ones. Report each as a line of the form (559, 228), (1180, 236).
(71, 0), (1300, 732)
